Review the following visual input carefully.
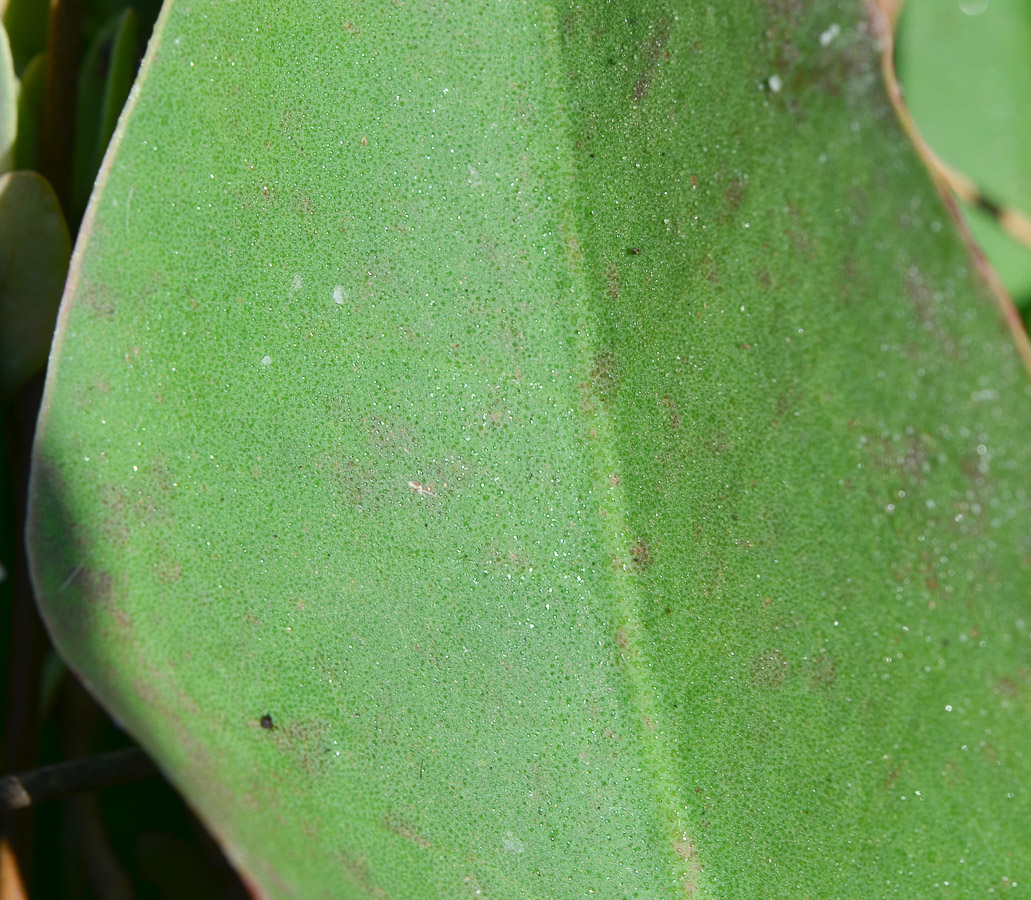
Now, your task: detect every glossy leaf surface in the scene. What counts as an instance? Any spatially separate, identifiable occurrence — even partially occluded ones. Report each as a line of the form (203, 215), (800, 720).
(29, 1), (1031, 897)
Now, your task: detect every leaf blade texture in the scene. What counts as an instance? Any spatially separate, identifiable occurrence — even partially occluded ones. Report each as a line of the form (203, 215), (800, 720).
(29, 2), (1031, 897)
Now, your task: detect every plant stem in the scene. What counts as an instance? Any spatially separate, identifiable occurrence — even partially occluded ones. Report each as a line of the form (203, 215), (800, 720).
(0, 748), (158, 813)
(39, 0), (84, 214)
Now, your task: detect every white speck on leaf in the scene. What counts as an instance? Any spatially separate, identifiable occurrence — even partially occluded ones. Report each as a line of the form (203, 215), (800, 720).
(502, 832), (526, 854)
(819, 23), (841, 47)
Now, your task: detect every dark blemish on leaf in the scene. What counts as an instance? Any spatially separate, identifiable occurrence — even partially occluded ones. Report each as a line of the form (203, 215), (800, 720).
(750, 649), (788, 688)
(605, 264), (620, 299)
(808, 653), (837, 688)
(704, 430), (730, 455)
(154, 558), (182, 584)
(384, 812), (432, 849)
(994, 677), (1020, 698)
(81, 281), (117, 318)
(673, 835), (702, 897)
(336, 850), (387, 900)
(590, 352), (618, 400)
(260, 714), (275, 730)
(630, 538), (652, 572)
(632, 19), (672, 103)
(661, 394), (681, 430)
(884, 762), (903, 790)
(700, 253), (720, 286)
(722, 177), (747, 212)
(761, 0), (804, 22)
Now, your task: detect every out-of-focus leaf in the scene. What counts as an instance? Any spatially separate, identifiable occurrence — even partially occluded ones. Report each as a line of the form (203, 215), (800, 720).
(96, 8), (137, 160)
(28, 2), (1031, 898)
(1, 0), (48, 75)
(0, 172), (71, 399)
(84, 0), (160, 50)
(0, 439), (11, 740)
(0, 20), (17, 173)
(74, 9), (138, 223)
(13, 51), (43, 170)
(896, 0), (1031, 303)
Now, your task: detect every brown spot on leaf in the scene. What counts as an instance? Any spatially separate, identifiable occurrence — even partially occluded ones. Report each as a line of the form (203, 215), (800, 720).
(884, 761), (903, 790)
(809, 653), (837, 688)
(337, 851), (387, 900)
(903, 264), (960, 357)
(632, 19), (672, 103)
(661, 394), (681, 430)
(630, 538), (652, 572)
(673, 834), (703, 896)
(750, 649), (788, 688)
(81, 280), (117, 318)
(605, 264), (620, 299)
(385, 811), (433, 849)
(703, 430), (730, 456)
(615, 625), (631, 651)
(994, 676), (1020, 698)
(590, 352), (618, 399)
(154, 557), (182, 584)
(700, 253), (720, 286)
(722, 177), (747, 213)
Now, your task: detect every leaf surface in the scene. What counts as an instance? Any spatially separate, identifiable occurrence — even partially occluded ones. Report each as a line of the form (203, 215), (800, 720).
(29, 1), (1031, 897)
(896, 0), (1031, 301)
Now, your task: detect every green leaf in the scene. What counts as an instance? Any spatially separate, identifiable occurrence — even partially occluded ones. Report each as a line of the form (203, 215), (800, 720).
(0, 19), (17, 173)
(0, 171), (71, 399)
(96, 8), (137, 160)
(13, 51), (44, 171)
(1, 0), (48, 76)
(28, 2), (1031, 897)
(896, 0), (1031, 304)
(73, 8), (140, 224)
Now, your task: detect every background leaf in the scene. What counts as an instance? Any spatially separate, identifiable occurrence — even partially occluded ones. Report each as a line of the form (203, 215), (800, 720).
(0, 20), (17, 173)
(896, 0), (1031, 307)
(73, 7), (139, 224)
(28, 1), (1031, 898)
(0, 171), (71, 400)
(13, 50), (43, 170)
(1, 0), (49, 75)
